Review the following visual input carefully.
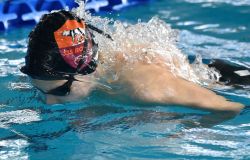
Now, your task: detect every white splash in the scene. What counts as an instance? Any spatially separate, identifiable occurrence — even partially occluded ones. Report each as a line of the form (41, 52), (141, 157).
(73, 2), (220, 86)
(0, 139), (29, 160)
(0, 109), (41, 126)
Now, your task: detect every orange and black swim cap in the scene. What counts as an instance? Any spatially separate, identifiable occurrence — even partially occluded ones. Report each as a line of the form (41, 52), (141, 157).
(21, 10), (98, 80)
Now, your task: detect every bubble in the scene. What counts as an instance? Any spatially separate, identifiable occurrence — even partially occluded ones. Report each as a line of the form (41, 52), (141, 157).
(72, 1), (220, 86)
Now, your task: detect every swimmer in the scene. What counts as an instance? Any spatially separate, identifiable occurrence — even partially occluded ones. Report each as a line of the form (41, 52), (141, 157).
(21, 10), (248, 113)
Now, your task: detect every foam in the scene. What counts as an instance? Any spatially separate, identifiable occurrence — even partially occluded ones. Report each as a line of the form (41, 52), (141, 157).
(73, 1), (220, 86)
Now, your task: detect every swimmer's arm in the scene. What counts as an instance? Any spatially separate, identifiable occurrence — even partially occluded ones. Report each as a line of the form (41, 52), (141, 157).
(159, 77), (244, 113)
(98, 45), (244, 113)
(172, 78), (244, 113)
(125, 64), (244, 113)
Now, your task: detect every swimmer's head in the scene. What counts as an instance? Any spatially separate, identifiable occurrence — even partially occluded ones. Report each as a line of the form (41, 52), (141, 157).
(21, 10), (99, 80)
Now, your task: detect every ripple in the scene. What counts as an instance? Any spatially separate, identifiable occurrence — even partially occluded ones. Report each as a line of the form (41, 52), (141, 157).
(176, 21), (200, 26)
(215, 88), (250, 99)
(182, 0), (250, 6)
(179, 30), (250, 58)
(0, 39), (27, 54)
(0, 104), (7, 108)
(194, 24), (220, 30)
(0, 58), (25, 77)
(178, 144), (227, 157)
(0, 109), (41, 126)
(8, 82), (32, 90)
(178, 127), (250, 158)
(0, 139), (29, 160)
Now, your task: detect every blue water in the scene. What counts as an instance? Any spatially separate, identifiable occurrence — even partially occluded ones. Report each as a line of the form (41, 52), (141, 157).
(0, 0), (250, 159)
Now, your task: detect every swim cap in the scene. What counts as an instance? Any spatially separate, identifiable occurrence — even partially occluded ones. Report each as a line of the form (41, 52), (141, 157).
(21, 10), (98, 80)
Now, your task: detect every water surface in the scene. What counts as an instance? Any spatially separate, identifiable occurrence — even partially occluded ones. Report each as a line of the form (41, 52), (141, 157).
(0, 0), (250, 159)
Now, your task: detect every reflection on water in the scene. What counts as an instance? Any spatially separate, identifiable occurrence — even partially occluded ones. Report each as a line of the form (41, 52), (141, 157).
(0, 109), (40, 125)
(0, 139), (29, 160)
(183, 0), (250, 6)
(0, 101), (249, 159)
(179, 30), (250, 59)
(0, 109), (40, 160)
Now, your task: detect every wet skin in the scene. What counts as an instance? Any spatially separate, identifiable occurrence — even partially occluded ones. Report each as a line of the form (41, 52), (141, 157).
(32, 52), (244, 113)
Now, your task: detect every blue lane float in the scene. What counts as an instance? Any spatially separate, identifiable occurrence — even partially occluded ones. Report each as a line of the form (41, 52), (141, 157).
(0, 0), (150, 31)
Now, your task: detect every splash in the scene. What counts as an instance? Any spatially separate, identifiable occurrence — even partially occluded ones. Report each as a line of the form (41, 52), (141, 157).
(72, 1), (220, 86)
(191, 54), (221, 85)
(74, 0), (86, 18)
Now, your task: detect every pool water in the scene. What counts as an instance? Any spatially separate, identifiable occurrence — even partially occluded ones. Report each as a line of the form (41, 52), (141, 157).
(1, 0), (250, 159)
